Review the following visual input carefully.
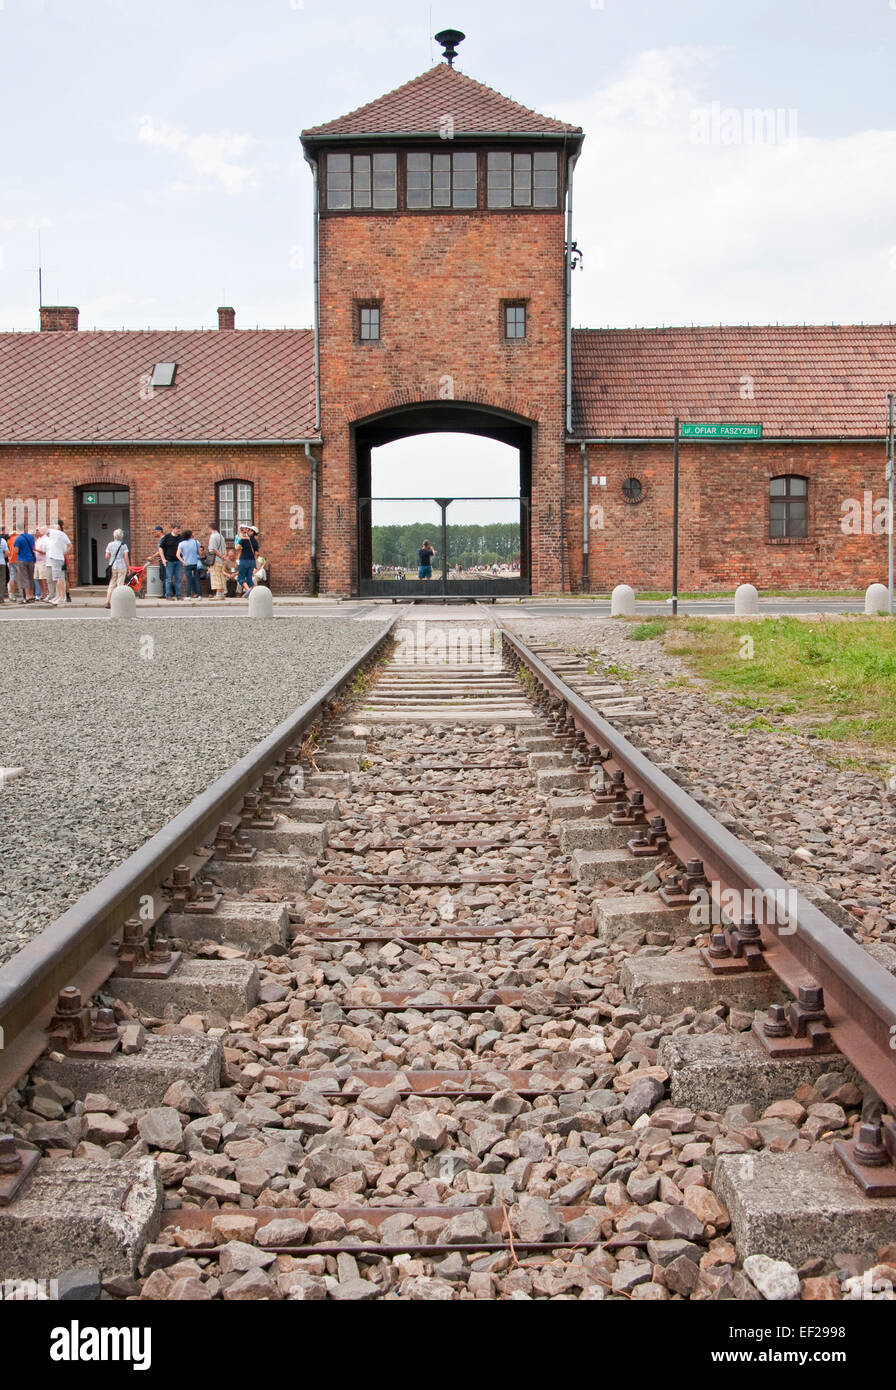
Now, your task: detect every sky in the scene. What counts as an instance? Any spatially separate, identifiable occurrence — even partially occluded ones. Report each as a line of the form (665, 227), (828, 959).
(2, 0), (895, 503)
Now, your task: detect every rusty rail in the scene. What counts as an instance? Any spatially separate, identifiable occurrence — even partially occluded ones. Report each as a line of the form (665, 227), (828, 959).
(0, 618), (396, 1097)
(498, 622), (896, 1114)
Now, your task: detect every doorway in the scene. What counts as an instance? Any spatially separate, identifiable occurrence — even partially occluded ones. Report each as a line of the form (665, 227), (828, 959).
(77, 486), (131, 585)
(355, 404), (532, 598)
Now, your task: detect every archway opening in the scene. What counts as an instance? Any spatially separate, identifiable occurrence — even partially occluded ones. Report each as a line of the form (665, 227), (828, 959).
(354, 405), (531, 597)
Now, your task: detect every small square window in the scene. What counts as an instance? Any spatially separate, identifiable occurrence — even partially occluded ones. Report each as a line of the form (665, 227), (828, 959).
(359, 305), (381, 341)
(504, 304), (527, 340)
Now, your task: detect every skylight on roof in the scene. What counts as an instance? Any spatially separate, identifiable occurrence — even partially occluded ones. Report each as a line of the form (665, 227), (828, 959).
(150, 362), (177, 387)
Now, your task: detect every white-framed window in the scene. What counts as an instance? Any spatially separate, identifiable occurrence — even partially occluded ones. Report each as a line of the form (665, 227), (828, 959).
(217, 480), (254, 538)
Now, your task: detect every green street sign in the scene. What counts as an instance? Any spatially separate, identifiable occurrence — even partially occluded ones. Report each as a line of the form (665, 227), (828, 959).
(83, 492), (97, 504)
(680, 422), (762, 439)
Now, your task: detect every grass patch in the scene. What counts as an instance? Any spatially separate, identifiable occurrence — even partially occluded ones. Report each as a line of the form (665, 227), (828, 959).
(661, 616), (896, 760)
(628, 619), (671, 642)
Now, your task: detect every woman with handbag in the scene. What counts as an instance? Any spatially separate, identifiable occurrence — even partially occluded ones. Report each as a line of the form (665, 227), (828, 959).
(104, 530), (130, 608)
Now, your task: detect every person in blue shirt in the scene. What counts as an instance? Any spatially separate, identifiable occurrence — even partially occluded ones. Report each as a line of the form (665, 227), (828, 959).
(14, 529), (37, 603)
(235, 526), (259, 594)
(176, 530), (202, 599)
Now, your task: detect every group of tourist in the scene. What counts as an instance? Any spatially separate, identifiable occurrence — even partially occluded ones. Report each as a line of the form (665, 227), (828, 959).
(0, 522), (74, 605)
(0, 519), (268, 607)
(143, 522), (267, 604)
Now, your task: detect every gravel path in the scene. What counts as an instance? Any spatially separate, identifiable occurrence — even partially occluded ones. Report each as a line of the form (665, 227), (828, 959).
(0, 617), (389, 963)
(508, 615), (896, 949)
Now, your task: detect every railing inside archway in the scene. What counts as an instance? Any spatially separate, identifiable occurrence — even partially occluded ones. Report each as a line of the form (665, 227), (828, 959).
(358, 496), (530, 597)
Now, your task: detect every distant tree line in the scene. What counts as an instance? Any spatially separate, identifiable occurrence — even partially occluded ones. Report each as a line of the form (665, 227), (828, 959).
(371, 521), (521, 569)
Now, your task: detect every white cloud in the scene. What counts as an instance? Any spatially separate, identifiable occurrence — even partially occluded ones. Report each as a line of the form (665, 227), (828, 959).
(137, 115), (255, 196)
(554, 49), (896, 326)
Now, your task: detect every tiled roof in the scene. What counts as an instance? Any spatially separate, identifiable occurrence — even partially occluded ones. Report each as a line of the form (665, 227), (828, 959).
(572, 325), (896, 437)
(0, 329), (318, 442)
(302, 63), (582, 140)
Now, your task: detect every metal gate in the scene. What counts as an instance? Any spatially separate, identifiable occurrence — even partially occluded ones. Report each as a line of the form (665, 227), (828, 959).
(358, 495), (530, 597)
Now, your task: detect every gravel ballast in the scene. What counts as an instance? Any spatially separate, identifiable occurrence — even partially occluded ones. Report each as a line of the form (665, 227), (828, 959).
(508, 615), (896, 949)
(0, 617), (389, 963)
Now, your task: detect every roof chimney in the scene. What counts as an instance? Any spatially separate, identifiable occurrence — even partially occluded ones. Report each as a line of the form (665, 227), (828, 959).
(40, 306), (79, 332)
(217, 306), (236, 331)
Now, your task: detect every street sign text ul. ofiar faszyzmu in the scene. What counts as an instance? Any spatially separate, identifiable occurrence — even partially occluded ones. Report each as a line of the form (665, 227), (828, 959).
(680, 422), (763, 439)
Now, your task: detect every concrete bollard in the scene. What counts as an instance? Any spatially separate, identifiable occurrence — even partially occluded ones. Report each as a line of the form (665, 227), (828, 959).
(248, 585), (274, 619)
(865, 583), (889, 615)
(734, 583), (760, 617)
(610, 584), (636, 617)
(110, 585), (137, 618)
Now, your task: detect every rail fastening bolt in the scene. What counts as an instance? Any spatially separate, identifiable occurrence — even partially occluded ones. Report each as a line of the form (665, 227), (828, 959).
(763, 1003), (790, 1037)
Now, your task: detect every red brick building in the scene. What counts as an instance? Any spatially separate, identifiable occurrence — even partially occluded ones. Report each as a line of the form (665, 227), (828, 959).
(0, 47), (893, 595)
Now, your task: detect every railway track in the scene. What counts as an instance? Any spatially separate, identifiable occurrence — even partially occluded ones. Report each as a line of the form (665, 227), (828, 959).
(1, 610), (895, 1304)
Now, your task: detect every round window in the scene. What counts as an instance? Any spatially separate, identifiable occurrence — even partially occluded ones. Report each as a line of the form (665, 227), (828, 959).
(622, 477), (644, 504)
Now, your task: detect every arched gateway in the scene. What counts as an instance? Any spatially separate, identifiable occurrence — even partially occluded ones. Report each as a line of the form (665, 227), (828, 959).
(354, 401), (532, 597)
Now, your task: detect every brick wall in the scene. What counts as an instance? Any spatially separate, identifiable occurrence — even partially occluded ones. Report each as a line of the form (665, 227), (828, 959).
(565, 441), (890, 592)
(317, 209), (569, 594)
(0, 446), (314, 592)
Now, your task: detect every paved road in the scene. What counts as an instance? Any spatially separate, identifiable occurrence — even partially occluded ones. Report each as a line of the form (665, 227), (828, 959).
(0, 596), (880, 622)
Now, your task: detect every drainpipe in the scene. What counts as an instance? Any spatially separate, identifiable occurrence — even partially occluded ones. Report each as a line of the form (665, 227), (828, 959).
(306, 442), (319, 596)
(305, 152), (322, 435)
(565, 150), (580, 438)
(581, 441), (588, 594)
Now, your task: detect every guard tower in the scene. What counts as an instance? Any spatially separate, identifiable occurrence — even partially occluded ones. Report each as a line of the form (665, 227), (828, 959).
(301, 32), (584, 595)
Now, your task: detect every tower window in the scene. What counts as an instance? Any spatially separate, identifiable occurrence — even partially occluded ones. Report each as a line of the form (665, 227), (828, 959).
(769, 475), (808, 538)
(327, 152), (397, 210)
(407, 151), (477, 208)
(488, 151), (558, 208)
(503, 303), (527, 339)
(358, 303), (381, 341)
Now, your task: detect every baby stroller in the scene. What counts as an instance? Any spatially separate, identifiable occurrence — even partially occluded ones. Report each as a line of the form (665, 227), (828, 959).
(123, 565), (146, 596)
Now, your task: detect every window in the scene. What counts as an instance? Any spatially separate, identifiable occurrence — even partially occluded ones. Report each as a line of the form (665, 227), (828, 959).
(150, 362), (177, 387)
(488, 151), (558, 208)
(327, 152), (397, 210)
(769, 475), (808, 538)
(406, 151), (477, 209)
(217, 480), (254, 539)
(622, 478), (644, 504)
(359, 304), (381, 341)
(503, 303), (527, 340)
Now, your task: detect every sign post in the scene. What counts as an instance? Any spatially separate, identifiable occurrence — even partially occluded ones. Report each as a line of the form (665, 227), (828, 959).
(673, 422), (763, 614)
(672, 417), (680, 617)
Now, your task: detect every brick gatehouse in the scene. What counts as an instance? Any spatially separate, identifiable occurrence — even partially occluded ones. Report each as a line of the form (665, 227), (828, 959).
(1, 40), (893, 595)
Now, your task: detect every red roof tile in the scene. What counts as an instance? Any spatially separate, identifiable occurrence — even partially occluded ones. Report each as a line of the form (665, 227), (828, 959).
(302, 63), (582, 140)
(572, 325), (896, 437)
(0, 329), (317, 442)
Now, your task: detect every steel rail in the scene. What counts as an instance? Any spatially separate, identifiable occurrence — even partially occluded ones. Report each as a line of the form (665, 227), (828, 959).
(0, 618), (396, 1095)
(498, 622), (896, 1113)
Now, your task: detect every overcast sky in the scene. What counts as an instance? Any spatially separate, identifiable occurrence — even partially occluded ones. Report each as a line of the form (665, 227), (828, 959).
(2, 0), (895, 502)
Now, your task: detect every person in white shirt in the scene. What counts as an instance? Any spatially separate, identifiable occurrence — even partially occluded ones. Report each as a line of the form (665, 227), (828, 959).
(207, 523), (226, 600)
(104, 529), (130, 608)
(34, 528), (50, 601)
(45, 523), (73, 606)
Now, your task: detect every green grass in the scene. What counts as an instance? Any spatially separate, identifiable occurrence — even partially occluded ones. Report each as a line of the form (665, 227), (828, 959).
(658, 615), (896, 761)
(628, 619), (672, 641)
